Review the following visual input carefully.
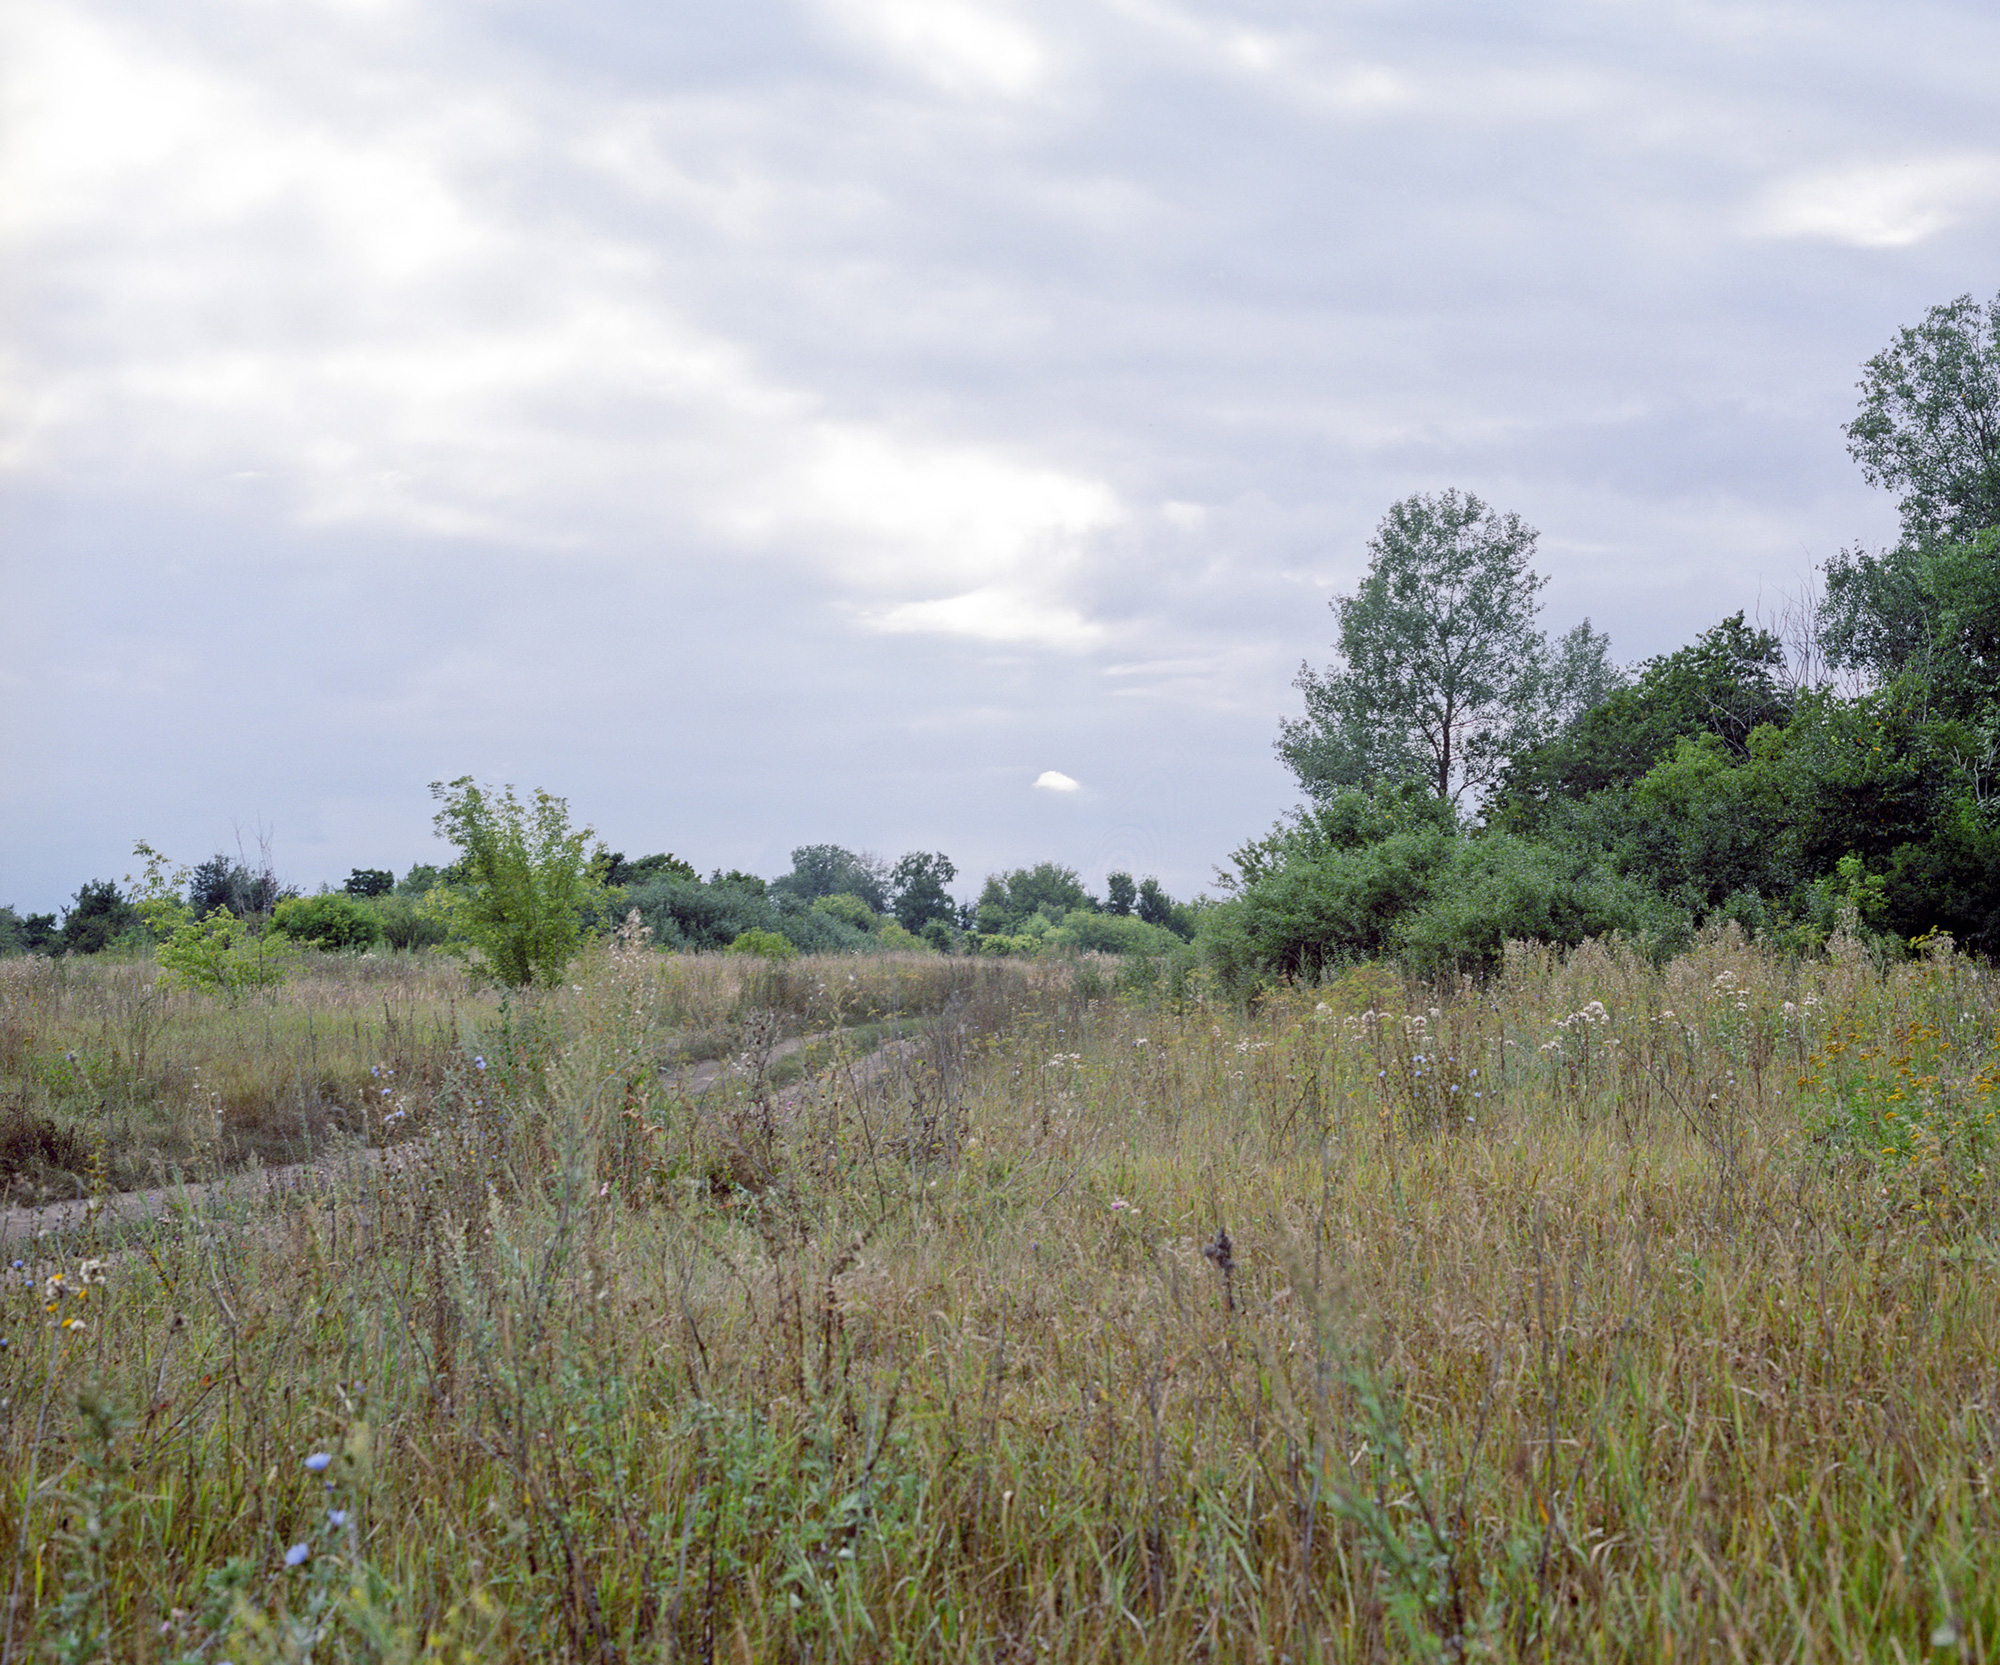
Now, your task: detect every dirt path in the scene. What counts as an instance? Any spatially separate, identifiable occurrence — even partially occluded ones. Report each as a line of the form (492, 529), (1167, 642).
(0, 1031), (918, 1254)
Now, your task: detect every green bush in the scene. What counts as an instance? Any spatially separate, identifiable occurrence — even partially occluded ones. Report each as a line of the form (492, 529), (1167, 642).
(131, 843), (292, 1000)
(57, 880), (142, 956)
(812, 893), (881, 933)
(429, 778), (602, 988)
(1053, 912), (1185, 956)
(370, 894), (451, 952)
(1201, 822), (1687, 990)
(1391, 835), (1684, 975)
(272, 894), (384, 952)
(727, 928), (798, 962)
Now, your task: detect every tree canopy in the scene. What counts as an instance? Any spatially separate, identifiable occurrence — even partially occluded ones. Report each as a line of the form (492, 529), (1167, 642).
(1277, 489), (1559, 805)
(1845, 289), (2000, 549)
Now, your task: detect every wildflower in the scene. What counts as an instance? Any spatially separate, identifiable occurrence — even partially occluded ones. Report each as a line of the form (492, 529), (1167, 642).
(78, 1259), (106, 1285)
(1110, 1198), (1131, 1212)
(328, 1509), (348, 1527)
(285, 1543), (309, 1567)
(1135, 1037), (1149, 1047)
(304, 1452), (333, 1473)
(371, 1065), (380, 1078)
(380, 1088), (391, 1098)
(474, 1055), (486, 1071)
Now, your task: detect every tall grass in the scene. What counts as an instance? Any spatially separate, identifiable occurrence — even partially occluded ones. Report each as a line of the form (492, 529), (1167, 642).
(0, 927), (1995, 1660)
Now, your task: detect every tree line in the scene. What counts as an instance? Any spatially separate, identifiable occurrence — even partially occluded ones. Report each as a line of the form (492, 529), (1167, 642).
(0, 785), (1199, 984)
(1210, 287), (2000, 986)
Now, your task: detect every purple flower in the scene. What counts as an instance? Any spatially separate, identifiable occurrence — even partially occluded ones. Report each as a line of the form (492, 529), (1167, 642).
(304, 1452), (333, 1473)
(285, 1543), (309, 1567)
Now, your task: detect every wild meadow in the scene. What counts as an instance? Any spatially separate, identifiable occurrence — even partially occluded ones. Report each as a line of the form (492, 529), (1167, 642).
(0, 928), (1996, 1661)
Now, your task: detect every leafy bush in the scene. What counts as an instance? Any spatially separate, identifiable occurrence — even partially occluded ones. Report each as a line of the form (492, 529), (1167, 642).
(629, 876), (779, 952)
(1391, 835), (1684, 975)
(131, 843), (292, 999)
(272, 895), (384, 952)
(771, 845), (891, 912)
(185, 851), (287, 920)
(727, 928), (797, 961)
(1053, 912), (1185, 956)
(812, 893), (880, 933)
(889, 851), (958, 930)
(57, 880), (141, 956)
(371, 894), (452, 952)
(0, 907), (57, 956)
(1202, 821), (1685, 990)
(975, 863), (1091, 935)
(429, 778), (603, 988)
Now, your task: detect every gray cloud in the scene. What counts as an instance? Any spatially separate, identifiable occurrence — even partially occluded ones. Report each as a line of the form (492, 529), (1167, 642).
(2, 0), (1990, 911)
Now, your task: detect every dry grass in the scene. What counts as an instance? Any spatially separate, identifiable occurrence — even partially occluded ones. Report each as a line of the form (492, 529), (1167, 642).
(0, 928), (1996, 1661)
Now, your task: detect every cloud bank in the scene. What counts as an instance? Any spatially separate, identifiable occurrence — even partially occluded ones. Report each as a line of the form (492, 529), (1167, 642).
(3, 0), (1992, 911)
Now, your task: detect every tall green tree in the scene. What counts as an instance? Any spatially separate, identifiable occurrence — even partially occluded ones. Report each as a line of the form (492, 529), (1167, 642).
(428, 778), (602, 988)
(58, 880), (139, 955)
(888, 851), (957, 932)
(1495, 613), (1790, 818)
(771, 845), (890, 912)
(1845, 289), (2000, 548)
(1104, 872), (1137, 917)
(1277, 489), (1556, 805)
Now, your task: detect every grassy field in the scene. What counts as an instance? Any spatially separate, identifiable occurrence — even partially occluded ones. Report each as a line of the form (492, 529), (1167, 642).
(0, 928), (1995, 1661)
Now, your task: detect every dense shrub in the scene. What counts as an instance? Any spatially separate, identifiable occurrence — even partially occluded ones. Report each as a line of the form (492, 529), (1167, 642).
(0, 907), (57, 956)
(430, 778), (601, 988)
(272, 894), (385, 952)
(371, 894), (452, 951)
(1053, 912), (1185, 956)
(628, 876), (876, 956)
(1201, 822), (1686, 991)
(727, 928), (797, 961)
(57, 880), (141, 955)
(812, 893), (880, 933)
(1391, 835), (1685, 975)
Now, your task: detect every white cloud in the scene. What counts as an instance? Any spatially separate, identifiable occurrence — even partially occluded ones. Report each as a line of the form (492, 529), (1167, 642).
(0, 0), (1123, 630)
(817, 0), (1049, 97)
(1033, 770), (1080, 791)
(1756, 155), (2000, 248)
(868, 586), (1103, 649)
(1103, 0), (1406, 117)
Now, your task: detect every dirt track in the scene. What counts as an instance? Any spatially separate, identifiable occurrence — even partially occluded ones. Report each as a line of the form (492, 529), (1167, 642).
(0, 1032), (917, 1253)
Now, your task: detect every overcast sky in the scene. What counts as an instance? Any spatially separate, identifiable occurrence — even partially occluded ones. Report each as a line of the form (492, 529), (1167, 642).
(3, 0), (1993, 915)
